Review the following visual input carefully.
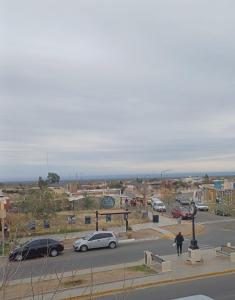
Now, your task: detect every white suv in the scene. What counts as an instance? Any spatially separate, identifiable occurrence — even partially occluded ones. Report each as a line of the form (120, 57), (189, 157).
(195, 202), (209, 211)
(73, 231), (118, 252)
(153, 202), (166, 212)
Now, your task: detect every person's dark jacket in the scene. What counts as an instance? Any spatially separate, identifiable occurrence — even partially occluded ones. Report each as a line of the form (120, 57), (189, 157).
(175, 234), (184, 245)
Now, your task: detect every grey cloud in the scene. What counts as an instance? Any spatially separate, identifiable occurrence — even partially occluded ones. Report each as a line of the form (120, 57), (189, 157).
(1, 0), (235, 180)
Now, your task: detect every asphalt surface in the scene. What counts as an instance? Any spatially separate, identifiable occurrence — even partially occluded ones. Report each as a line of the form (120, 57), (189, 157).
(1, 211), (235, 281)
(99, 273), (235, 300)
(1, 239), (178, 280)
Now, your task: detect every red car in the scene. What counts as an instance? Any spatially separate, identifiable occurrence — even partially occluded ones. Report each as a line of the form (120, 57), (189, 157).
(171, 206), (193, 219)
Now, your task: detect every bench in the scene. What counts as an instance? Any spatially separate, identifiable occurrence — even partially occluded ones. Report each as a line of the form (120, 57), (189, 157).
(215, 244), (235, 262)
(144, 251), (171, 272)
(151, 253), (165, 264)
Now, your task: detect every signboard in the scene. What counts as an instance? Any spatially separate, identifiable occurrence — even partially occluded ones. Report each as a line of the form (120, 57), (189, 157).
(85, 216), (91, 224)
(106, 214), (112, 222)
(101, 196), (115, 209)
(214, 180), (222, 190)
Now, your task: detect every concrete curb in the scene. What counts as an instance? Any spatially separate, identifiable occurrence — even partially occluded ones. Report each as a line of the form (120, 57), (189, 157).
(119, 238), (136, 244)
(119, 237), (160, 243)
(62, 237), (160, 250)
(60, 268), (235, 300)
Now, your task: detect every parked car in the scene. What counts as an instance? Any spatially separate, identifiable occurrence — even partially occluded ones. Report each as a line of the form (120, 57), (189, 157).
(195, 202), (209, 211)
(152, 202), (166, 212)
(73, 231), (118, 252)
(171, 206), (193, 219)
(175, 196), (181, 202)
(151, 198), (162, 207)
(179, 198), (191, 205)
(9, 238), (64, 261)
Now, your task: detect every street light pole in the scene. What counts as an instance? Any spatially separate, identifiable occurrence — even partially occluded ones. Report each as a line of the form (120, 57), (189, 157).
(189, 201), (199, 250)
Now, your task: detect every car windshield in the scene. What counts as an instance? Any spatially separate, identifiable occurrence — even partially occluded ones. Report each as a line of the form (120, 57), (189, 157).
(20, 241), (30, 247)
(83, 233), (94, 240)
(180, 207), (190, 212)
(157, 203), (164, 206)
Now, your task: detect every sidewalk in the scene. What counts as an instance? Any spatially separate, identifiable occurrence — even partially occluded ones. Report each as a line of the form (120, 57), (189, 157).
(2, 248), (235, 300)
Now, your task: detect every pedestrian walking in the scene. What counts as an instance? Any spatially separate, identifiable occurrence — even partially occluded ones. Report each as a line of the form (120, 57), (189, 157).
(175, 232), (184, 256)
(125, 198), (129, 208)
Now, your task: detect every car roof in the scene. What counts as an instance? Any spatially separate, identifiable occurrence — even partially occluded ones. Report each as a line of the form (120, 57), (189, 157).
(173, 206), (190, 210)
(29, 238), (57, 242)
(92, 231), (114, 234)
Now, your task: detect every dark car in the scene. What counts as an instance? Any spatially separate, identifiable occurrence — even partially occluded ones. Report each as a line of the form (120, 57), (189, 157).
(171, 206), (193, 219)
(9, 238), (64, 261)
(175, 196), (182, 202)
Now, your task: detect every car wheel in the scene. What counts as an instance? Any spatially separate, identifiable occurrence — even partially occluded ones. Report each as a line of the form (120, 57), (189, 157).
(15, 254), (23, 261)
(80, 245), (88, 252)
(50, 249), (58, 257)
(109, 242), (116, 249)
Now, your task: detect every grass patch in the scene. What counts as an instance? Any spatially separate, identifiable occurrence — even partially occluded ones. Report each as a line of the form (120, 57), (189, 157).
(0, 243), (11, 255)
(63, 278), (87, 287)
(127, 265), (157, 274)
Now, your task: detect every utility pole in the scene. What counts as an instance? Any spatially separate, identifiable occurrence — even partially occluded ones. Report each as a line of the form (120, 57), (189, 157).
(0, 201), (6, 255)
(160, 169), (171, 201)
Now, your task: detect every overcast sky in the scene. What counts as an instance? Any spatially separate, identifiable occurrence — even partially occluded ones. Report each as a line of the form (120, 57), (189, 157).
(1, 0), (235, 181)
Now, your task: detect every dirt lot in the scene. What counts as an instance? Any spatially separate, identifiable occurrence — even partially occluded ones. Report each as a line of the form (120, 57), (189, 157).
(1, 265), (156, 300)
(7, 209), (150, 238)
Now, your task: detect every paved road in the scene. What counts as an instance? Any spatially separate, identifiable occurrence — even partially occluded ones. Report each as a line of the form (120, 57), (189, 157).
(0, 239), (179, 280)
(1, 212), (234, 281)
(100, 273), (235, 300)
(195, 210), (234, 223)
(165, 201), (232, 224)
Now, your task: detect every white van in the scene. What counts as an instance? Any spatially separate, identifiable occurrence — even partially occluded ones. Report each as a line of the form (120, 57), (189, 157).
(152, 201), (166, 212)
(151, 197), (161, 206)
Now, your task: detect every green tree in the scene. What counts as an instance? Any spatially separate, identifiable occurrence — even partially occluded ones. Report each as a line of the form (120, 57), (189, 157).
(38, 176), (48, 189)
(108, 180), (123, 189)
(136, 177), (143, 184)
(20, 188), (56, 218)
(81, 193), (95, 210)
(203, 174), (210, 184)
(47, 172), (60, 184)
